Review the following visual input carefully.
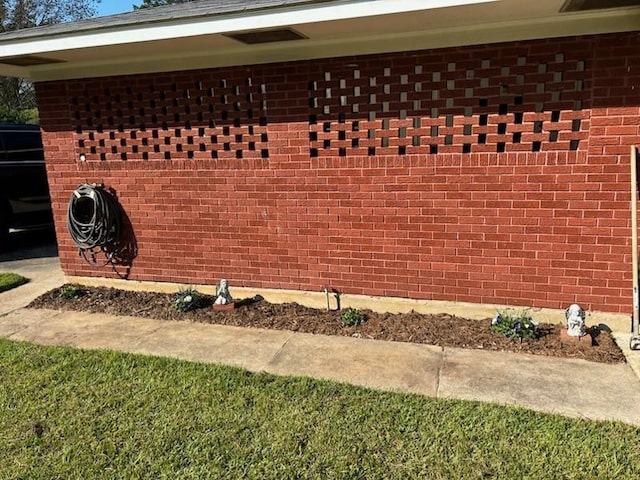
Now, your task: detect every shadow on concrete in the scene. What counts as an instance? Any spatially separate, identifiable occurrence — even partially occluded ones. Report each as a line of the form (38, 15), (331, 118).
(0, 227), (58, 263)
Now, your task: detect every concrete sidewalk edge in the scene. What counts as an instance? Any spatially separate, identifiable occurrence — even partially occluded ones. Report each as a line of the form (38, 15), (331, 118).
(1, 307), (639, 426)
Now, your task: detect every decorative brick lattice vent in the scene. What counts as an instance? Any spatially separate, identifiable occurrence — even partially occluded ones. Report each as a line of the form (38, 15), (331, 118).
(71, 77), (269, 161)
(309, 53), (588, 156)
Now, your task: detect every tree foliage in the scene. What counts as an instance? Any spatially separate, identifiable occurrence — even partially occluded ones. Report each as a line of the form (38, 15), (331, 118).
(134, 0), (193, 10)
(0, 0), (98, 123)
(0, 0), (98, 32)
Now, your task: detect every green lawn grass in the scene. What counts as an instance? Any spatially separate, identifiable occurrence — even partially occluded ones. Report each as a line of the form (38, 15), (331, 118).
(0, 272), (28, 293)
(1, 338), (639, 479)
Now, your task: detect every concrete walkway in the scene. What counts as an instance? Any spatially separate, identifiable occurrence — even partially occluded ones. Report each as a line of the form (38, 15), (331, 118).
(2, 254), (640, 426)
(0, 255), (64, 316)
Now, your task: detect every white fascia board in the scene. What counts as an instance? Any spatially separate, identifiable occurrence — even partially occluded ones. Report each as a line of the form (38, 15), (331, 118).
(28, 7), (640, 83)
(0, 0), (499, 57)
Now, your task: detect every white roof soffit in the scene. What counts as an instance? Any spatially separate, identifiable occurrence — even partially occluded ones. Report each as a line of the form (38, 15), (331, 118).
(0, 0), (638, 81)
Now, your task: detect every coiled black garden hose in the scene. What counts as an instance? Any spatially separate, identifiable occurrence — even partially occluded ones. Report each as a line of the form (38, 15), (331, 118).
(67, 183), (121, 265)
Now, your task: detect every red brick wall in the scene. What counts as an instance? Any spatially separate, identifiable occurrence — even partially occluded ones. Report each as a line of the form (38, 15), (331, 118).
(36, 31), (640, 313)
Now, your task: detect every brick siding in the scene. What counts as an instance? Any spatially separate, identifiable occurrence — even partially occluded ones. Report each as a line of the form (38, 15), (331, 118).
(36, 31), (640, 313)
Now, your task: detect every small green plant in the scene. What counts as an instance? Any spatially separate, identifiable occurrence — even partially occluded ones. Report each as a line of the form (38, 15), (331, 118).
(340, 308), (365, 327)
(171, 287), (206, 312)
(58, 284), (86, 299)
(491, 309), (538, 341)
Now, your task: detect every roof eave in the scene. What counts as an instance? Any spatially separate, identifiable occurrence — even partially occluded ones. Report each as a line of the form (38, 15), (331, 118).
(0, 0), (638, 82)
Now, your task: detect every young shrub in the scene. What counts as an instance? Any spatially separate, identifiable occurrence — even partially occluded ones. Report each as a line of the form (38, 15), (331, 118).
(171, 287), (205, 312)
(491, 309), (538, 341)
(58, 284), (86, 299)
(340, 308), (365, 327)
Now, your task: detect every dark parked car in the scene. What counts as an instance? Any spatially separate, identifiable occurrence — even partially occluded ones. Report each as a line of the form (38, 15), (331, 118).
(0, 123), (53, 247)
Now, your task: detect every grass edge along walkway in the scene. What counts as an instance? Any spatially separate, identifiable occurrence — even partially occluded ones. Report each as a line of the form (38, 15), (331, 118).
(1, 338), (639, 479)
(0, 272), (28, 293)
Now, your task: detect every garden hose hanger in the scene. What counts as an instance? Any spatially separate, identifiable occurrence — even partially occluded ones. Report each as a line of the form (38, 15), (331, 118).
(67, 183), (122, 266)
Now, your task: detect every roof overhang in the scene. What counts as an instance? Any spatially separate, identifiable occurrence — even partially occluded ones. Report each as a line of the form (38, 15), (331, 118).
(0, 0), (638, 82)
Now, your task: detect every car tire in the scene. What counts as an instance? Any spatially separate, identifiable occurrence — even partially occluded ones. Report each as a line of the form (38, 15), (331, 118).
(0, 202), (10, 251)
(0, 217), (8, 251)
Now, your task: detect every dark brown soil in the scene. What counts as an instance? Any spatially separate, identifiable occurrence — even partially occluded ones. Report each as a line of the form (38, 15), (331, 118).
(28, 285), (626, 364)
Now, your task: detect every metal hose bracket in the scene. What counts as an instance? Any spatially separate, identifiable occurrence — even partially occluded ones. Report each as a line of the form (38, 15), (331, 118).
(67, 183), (122, 266)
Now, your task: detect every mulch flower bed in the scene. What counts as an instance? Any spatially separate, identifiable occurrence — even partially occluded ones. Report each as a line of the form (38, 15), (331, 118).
(28, 285), (627, 364)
